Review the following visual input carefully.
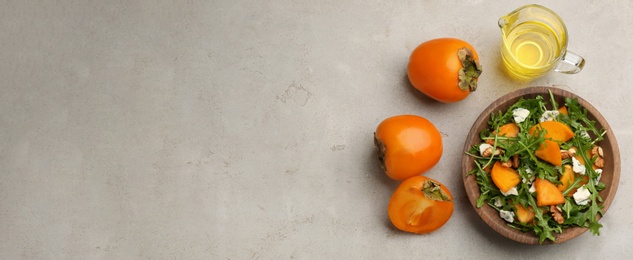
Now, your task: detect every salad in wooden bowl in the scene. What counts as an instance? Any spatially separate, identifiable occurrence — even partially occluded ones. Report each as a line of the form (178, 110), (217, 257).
(462, 87), (620, 244)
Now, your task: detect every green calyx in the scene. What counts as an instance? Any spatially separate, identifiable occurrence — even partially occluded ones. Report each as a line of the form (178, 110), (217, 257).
(373, 133), (387, 172)
(457, 47), (483, 92)
(422, 180), (451, 201)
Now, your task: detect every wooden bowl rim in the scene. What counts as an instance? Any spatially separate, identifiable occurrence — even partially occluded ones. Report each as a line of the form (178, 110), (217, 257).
(461, 86), (621, 244)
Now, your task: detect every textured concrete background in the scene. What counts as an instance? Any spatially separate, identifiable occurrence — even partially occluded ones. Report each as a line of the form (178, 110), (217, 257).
(1, 0), (632, 258)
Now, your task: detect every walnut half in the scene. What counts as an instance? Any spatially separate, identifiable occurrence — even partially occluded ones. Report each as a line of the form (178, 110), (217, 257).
(550, 205), (564, 224)
(512, 154), (520, 168)
(561, 147), (577, 159)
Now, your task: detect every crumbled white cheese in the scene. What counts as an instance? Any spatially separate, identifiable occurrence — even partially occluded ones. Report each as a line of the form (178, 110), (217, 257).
(573, 186), (591, 205)
(512, 108), (530, 123)
(579, 130), (591, 139)
(521, 167), (535, 187)
(501, 186), (518, 196)
(479, 143), (493, 156)
(522, 175), (535, 184)
(499, 209), (515, 223)
(595, 169), (603, 182)
(539, 110), (560, 122)
(572, 156), (586, 175)
(493, 197), (503, 208)
(529, 183), (536, 193)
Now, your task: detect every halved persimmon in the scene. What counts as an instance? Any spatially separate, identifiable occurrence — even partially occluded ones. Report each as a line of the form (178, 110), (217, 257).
(388, 176), (454, 234)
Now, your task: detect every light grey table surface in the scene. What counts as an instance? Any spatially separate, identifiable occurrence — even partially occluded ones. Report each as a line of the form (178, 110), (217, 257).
(2, 1), (632, 259)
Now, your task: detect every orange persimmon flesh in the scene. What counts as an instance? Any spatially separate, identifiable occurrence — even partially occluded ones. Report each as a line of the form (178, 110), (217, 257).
(557, 165), (575, 192)
(534, 140), (562, 166)
(565, 152), (591, 195)
(529, 121), (575, 166)
(575, 154), (585, 165)
(574, 150), (597, 168)
(568, 175), (589, 196)
(491, 162), (521, 193)
(515, 204), (535, 224)
(529, 121), (575, 142)
(558, 106), (568, 116)
(535, 178), (565, 206)
(494, 123), (520, 138)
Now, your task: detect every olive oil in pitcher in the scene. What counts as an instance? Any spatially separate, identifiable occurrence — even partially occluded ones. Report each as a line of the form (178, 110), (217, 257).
(498, 5), (583, 80)
(501, 21), (563, 79)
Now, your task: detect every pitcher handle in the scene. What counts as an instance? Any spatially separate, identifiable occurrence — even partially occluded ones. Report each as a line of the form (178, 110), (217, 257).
(554, 51), (585, 74)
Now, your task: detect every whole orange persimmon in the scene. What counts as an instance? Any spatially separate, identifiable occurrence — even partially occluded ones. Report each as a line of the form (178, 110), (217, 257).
(388, 175), (454, 234)
(407, 38), (482, 103)
(374, 115), (443, 180)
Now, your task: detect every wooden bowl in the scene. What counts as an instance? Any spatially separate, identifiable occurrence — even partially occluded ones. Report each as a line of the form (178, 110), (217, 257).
(461, 86), (620, 244)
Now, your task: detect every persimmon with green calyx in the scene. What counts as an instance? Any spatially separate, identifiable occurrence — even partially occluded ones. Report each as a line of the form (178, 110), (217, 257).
(388, 176), (454, 234)
(374, 115), (443, 181)
(535, 178), (565, 207)
(491, 161), (521, 193)
(407, 38), (482, 103)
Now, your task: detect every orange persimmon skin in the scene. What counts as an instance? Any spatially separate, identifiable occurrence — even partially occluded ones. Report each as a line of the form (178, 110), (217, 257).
(407, 38), (480, 103)
(375, 115), (443, 180)
(535, 178), (565, 207)
(491, 162), (521, 193)
(388, 176), (454, 234)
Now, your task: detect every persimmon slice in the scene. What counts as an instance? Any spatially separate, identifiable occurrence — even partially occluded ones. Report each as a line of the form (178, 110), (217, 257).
(491, 162), (521, 193)
(535, 178), (565, 207)
(515, 204), (535, 224)
(534, 140), (562, 166)
(529, 121), (575, 142)
(558, 165), (575, 192)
